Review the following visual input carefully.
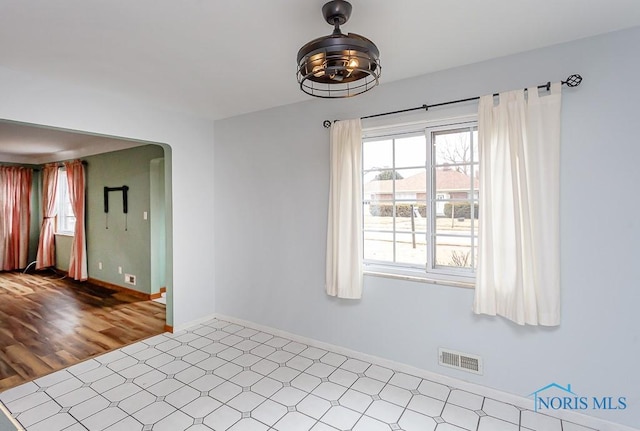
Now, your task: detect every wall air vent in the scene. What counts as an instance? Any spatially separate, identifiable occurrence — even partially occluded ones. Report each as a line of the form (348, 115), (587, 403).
(438, 348), (483, 375)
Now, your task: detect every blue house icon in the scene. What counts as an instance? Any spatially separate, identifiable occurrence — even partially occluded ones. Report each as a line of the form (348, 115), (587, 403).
(528, 383), (576, 411)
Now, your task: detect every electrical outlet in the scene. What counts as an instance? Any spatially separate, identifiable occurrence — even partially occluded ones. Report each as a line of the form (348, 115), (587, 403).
(143, 211), (148, 220)
(98, 262), (102, 270)
(124, 274), (136, 285)
(118, 266), (122, 274)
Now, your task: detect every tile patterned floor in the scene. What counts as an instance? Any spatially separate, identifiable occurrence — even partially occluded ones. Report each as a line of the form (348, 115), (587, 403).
(0, 318), (598, 431)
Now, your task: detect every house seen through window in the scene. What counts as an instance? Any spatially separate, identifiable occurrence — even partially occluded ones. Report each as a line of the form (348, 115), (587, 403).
(57, 169), (76, 235)
(362, 119), (479, 283)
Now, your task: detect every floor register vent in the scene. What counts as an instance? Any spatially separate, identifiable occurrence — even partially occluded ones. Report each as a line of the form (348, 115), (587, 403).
(438, 348), (483, 375)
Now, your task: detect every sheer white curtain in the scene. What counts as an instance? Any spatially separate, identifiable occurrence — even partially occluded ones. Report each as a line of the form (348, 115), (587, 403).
(473, 83), (562, 326)
(326, 119), (363, 299)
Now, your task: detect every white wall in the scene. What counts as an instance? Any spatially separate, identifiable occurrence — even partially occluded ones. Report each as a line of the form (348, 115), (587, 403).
(213, 26), (640, 427)
(0, 66), (215, 328)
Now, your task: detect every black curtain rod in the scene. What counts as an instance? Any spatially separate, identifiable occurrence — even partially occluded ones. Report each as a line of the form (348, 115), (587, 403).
(30, 160), (88, 172)
(323, 74), (583, 128)
(49, 160), (88, 167)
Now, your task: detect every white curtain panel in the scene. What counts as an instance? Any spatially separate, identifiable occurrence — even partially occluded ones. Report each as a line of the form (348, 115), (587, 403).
(326, 119), (363, 299)
(473, 83), (562, 326)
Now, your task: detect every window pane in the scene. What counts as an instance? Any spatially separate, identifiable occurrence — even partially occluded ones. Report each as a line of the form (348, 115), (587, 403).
(56, 169), (76, 234)
(394, 168), (426, 202)
(434, 167), (478, 203)
(436, 201), (479, 226)
(363, 120), (478, 280)
(434, 128), (475, 166)
(363, 139), (392, 171)
(364, 170), (395, 203)
(436, 217), (479, 234)
(395, 135), (426, 168)
(472, 164), (480, 191)
(364, 231), (394, 262)
(57, 171), (66, 233)
(64, 216), (76, 233)
(395, 208), (426, 233)
(363, 205), (394, 231)
(472, 130), (478, 163)
(434, 238), (475, 269)
(396, 232), (427, 266)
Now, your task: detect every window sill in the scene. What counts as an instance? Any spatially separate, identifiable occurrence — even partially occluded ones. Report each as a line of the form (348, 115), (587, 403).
(55, 232), (74, 237)
(364, 270), (475, 289)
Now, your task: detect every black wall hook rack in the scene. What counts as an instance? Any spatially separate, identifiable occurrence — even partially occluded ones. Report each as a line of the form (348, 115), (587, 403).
(104, 185), (130, 230)
(104, 186), (129, 214)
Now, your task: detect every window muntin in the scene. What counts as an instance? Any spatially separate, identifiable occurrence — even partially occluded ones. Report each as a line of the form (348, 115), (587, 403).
(362, 120), (478, 282)
(56, 169), (76, 235)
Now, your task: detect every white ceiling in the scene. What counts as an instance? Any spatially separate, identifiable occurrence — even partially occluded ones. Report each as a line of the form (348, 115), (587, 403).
(1, 0), (640, 161)
(0, 120), (146, 164)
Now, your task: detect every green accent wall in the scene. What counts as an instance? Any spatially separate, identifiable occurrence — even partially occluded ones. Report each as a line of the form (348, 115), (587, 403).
(73, 144), (165, 293)
(54, 234), (72, 271)
(4, 143), (172, 326)
(29, 170), (41, 265)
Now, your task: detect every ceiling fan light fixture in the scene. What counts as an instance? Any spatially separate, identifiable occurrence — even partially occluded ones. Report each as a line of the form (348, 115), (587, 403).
(297, 0), (381, 99)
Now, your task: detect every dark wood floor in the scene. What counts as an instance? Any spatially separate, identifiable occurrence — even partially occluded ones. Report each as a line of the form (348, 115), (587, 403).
(0, 270), (165, 391)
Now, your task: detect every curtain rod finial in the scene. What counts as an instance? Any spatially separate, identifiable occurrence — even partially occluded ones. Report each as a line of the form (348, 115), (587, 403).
(563, 74), (582, 87)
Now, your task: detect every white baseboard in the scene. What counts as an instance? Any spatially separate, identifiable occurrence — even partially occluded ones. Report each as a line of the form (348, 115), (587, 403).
(171, 312), (218, 333)
(177, 313), (637, 431)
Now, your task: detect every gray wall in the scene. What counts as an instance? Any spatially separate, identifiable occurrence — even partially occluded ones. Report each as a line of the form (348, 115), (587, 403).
(0, 64), (213, 331)
(213, 27), (640, 427)
(150, 157), (166, 294)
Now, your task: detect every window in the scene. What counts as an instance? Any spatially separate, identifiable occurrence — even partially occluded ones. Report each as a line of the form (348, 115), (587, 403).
(56, 169), (76, 235)
(362, 119), (478, 283)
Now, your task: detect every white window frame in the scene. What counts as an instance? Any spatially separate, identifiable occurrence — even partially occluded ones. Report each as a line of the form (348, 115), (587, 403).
(362, 116), (478, 287)
(56, 169), (76, 236)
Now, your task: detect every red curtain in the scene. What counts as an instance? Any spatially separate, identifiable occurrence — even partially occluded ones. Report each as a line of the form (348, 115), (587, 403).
(64, 160), (87, 281)
(36, 164), (59, 269)
(0, 166), (33, 270)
